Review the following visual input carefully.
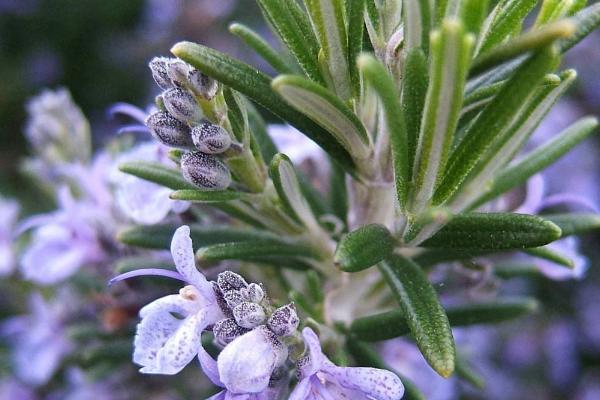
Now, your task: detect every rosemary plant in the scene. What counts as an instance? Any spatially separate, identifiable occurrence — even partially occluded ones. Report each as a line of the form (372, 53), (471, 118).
(109, 0), (600, 398)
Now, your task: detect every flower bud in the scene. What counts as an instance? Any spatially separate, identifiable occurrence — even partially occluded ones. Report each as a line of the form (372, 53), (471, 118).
(162, 88), (202, 124)
(217, 271), (248, 308)
(181, 151), (231, 191)
(213, 318), (249, 347)
(189, 69), (218, 100)
(241, 283), (264, 304)
(145, 111), (194, 148)
(167, 59), (190, 88)
(233, 302), (266, 329)
(149, 57), (174, 90)
(191, 122), (232, 154)
(267, 303), (299, 337)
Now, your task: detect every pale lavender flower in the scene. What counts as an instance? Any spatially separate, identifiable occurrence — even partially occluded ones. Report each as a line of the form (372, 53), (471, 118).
(290, 327), (404, 400)
(111, 225), (225, 374)
(18, 186), (108, 285)
(198, 327), (288, 399)
(48, 368), (128, 400)
(267, 125), (326, 166)
(0, 196), (20, 276)
(0, 378), (36, 400)
(0, 292), (72, 386)
(110, 142), (189, 225)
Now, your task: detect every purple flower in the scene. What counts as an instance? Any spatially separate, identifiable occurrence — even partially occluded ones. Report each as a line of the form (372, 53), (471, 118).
(18, 187), (108, 285)
(198, 326), (288, 399)
(0, 293), (72, 386)
(111, 226), (225, 374)
(109, 142), (189, 225)
(290, 327), (404, 400)
(0, 196), (20, 276)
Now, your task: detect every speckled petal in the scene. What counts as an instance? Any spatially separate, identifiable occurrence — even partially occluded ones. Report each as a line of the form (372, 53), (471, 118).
(171, 226), (213, 298)
(327, 365), (404, 400)
(299, 327), (326, 378)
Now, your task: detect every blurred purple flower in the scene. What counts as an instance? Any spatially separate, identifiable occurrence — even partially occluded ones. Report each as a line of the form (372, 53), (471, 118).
(18, 186), (109, 285)
(0, 196), (20, 276)
(109, 142), (189, 225)
(291, 327), (404, 400)
(0, 378), (36, 400)
(0, 292), (72, 386)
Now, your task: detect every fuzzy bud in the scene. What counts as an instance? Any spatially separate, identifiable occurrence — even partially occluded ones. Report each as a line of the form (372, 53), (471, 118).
(181, 151), (231, 191)
(267, 303), (299, 337)
(191, 122), (232, 154)
(241, 283), (264, 304)
(149, 57), (174, 90)
(232, 302), (266, 329)
(145, 111), (193, 148)
(189, 69), (219, 100)
(213, 318), (249, 347)
(217, 271), (248, 308)
(167, 60), (190, 88)
(162, 87), (202, 124)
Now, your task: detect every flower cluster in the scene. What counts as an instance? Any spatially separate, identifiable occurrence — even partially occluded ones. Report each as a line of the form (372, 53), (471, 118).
(146, 57), (233, 191)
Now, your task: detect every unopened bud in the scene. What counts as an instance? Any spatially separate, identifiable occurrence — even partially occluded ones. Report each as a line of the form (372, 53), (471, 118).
(162, 88), (202, 124)
(181, 152), (231, 191)
(189, 69), (219, 100)
(149, 57), (174, 90)
(213, 318), (248, 346)
(191, 122), (232, 154)
(167, 60), (190, 88)
(267, 303), (299, 337)
(233, 302), (266, 329)
(145, 111), (193, 148)
(217, 271), (248, 309)
(241, 283), (264, 304)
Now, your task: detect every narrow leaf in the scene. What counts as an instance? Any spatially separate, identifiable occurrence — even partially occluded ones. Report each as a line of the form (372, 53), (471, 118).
(169, 189), (241, 203)
(346, 0), (365, 96)
(351, 297), (538, 342)
(403, 0), (431, 52)
(379, 255), (456, 377)
(358, 54), (410, 208)
(247, 101), (278, 162)
(229, 23), (295, 74)
(559, 3), (600, 53)
(335, 224), (396, 272)
(171, 41), (356, 172)
(523, 246), (574, 268)
(472, 117), (598, 208)
(544, 213), (600, 237)
(455, 355), (486, 390)
(461, 0), (490, 36)
(422, 212), (562, 249)
(410, 20), (473, 212)
(272, 75), (371, 159)
(196, 240), (320, 262)
(434, 46), (558, 205)
(119, 161), (195, 191)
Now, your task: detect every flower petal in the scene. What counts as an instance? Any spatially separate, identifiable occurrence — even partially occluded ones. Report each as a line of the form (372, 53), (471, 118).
(299, 327), (326, 378)
(171, 226), (213, 298)
(328, 365), (404, 400)
(198, 345), (223, 387)
(288, 377), (312, 400)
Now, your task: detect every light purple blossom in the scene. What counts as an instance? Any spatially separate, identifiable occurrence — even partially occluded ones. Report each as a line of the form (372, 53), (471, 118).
(112, 225), (225, 374)
(0, 292), (72, 386)
(0, 196), (20, 276)
(290, 327), (404, 400)
(109, 142), (189, 225)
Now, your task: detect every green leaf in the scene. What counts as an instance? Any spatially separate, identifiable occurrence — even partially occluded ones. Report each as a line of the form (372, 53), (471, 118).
(402, 48), (429, 178)
(358, 54), (410, 208)
(351, 297), (538, 342)
(410, 20), (473, 212)
(271, 75), (371, 160)
(334, 224), (396, 272)
(171, 41), (356, 173)
(493, 262), (542, 279)
(434, 46), (558, 205)
(119, 161), (195, 190)
(403, 0), (431, 52)
(257, 0), (323, 82)
(422, 212), (562, 249)
(196, 240), (320, 262)
(544, 213), (600, 237)
(304, 0), (352, 99)
(379, 255), (456, 377)
(471, 20), (575, 76)
(559, 3), (600, 53)
(477, 0), (539, 55)
(472, 117), (598, 208)
(117, 224), (280, 249)
(460, 0), (490, 36)
(346, 0), (365, 96)
(455, 355), (486, 390)
(269, 153), (320, 228)
(329, 160), (348, 224)
(169, 189), (241, 203)
(523, 246), (574, 268)
(247, 101), (279, 162)
(229, 23), (295, 74)
(345, 338), (426, 400)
